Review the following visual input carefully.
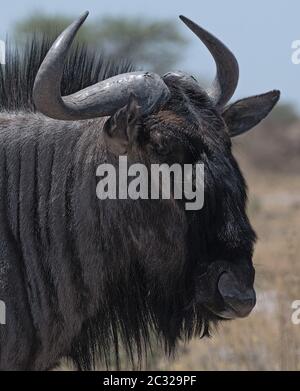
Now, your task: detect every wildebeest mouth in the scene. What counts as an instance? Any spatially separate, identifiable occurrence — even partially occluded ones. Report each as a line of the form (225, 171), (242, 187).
(196, 262), (256, 320)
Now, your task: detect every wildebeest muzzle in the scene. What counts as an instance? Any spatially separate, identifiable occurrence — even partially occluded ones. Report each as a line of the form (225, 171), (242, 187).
(196, 260), (256, 320)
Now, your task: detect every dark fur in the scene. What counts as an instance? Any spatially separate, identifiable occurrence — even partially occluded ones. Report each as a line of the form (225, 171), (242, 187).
(0, 38), (256, 370)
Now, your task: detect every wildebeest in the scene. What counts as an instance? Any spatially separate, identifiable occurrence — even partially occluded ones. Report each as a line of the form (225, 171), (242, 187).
(0, 11), (279, 370)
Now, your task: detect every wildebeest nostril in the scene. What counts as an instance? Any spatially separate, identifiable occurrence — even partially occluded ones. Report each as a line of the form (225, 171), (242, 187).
(218, 272), (256, 317)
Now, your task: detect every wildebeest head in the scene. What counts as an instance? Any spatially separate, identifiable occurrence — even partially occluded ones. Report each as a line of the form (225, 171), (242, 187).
(33, 11), (279, 347)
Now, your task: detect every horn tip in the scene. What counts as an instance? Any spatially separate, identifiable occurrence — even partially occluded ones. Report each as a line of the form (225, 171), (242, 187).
(179, 15), (187, 22)
(179, 15), (192, 24)
(80, 11), (89, 22)
(179, 15), (199, 31)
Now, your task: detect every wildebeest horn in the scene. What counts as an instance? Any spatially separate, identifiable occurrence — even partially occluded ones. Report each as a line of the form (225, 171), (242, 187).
(179, 15), (239, 108)
(33, 11), (170, 120)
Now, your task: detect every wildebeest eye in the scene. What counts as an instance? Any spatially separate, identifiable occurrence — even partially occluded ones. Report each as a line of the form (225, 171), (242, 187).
(149, 132), (171, 156)
(152, 141), (170, 156)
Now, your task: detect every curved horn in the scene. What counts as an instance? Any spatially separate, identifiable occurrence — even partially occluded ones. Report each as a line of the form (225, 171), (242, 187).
(179, 15), (239, 108)
(33, 11), (170, 120)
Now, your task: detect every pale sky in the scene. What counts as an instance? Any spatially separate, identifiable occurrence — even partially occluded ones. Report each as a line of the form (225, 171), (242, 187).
(0, 0), (299, 108)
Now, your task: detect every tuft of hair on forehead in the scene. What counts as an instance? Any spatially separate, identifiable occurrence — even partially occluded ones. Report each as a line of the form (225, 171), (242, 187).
(0, 36), (135, 113)
(155, 110), (186, 126)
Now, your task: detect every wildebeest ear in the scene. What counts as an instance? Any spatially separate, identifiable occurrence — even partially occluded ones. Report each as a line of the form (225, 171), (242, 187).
(222, 90), (280, 137)
(103, 94), (141, 154)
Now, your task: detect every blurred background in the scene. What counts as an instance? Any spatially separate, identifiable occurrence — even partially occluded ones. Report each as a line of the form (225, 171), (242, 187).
(1, 0), (300, 370)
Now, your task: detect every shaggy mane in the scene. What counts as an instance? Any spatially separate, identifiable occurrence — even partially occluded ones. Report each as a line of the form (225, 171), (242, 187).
(0, 36), (135, 112)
